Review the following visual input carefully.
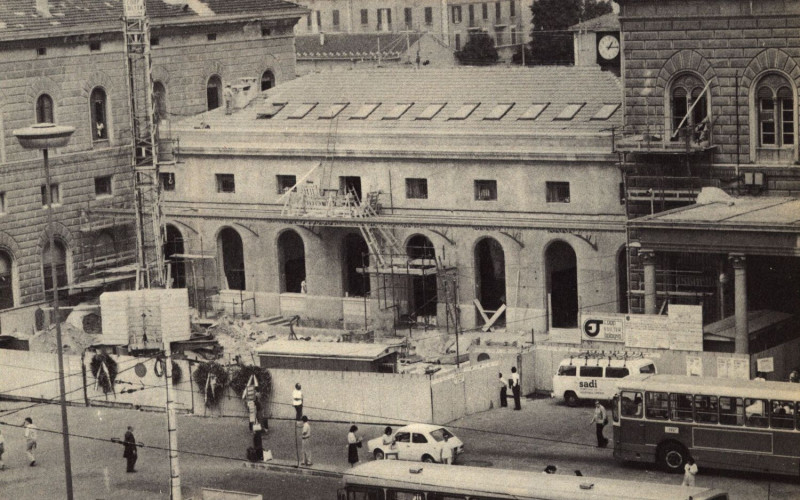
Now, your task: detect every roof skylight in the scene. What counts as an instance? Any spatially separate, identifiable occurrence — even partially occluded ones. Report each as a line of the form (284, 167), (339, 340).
(350, 103), (380, 120)
(483, 103), (514, 120)
(449, 103), (479, 120)
(518, 103), (549, 120)
(591, 104), (620, 120)
(255, 102), (286, 119)
(416, 104), (446, 120)
(287, 103), (317, 119)
(319, 103), (348, 119)
(554, 103), (585, 120)
(382, 103), (413, 120)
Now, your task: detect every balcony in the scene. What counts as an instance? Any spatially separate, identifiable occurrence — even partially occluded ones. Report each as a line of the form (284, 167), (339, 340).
(614, 124), (715, 155)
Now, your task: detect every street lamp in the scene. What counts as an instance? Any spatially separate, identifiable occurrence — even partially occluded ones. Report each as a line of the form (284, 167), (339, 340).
(13, 122), (75, 500)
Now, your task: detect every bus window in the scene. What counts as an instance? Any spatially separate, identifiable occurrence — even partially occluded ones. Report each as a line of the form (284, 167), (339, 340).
(719, 396), (743, 426)
(670, 393), (694, 422)
(605, 367), (630, 378)
(745, 398), (769, 428)
(580, 366), (603, 377)
(388, 492), (424, 500)
(639, 364), (656, 374)
(694, 395), (719, 424)
(645, 391), (669, 420)
(557, 365), (576, 376)
(345, 487), (384, 500)
(770, 400), (795, 429)
(621, 391), (643, 418)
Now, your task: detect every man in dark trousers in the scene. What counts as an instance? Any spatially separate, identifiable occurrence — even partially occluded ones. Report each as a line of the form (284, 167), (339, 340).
(123, 426), (139, 472)
(510, 367), (521, 410)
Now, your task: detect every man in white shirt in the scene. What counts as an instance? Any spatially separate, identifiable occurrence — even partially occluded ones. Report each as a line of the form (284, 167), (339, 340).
(293, 383), (303, 421)
(589, 401), (608, 448)
(510, 367), (521, 410)
(23, 417), (37, 466)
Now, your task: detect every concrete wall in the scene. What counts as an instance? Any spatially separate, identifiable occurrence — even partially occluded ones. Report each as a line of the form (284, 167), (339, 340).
(751, 336), (800, 381)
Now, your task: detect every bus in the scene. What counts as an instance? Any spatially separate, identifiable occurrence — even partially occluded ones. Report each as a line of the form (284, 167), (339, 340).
(612, 374), (800, 476)
(339, 460), (728, 500)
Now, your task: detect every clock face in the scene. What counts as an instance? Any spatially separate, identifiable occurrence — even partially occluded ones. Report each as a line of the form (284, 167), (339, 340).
(598, 34), (620, 60)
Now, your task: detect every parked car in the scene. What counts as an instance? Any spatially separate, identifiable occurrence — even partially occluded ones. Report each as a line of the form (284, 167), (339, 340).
(367, 424), (464, 463)
(552, 357), (656, 407)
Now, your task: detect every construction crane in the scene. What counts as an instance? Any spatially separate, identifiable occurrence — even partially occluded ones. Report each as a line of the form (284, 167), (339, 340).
(123, 0), (166, 289)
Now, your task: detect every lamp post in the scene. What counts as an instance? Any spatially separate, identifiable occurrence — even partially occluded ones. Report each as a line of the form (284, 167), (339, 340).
(13, 123), (75, 500)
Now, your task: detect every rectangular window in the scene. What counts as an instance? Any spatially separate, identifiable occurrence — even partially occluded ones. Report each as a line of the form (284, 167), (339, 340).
(94, 175), (112, 197)
(276, 175), (297, 194)
(484, 103), (513, 120)
(425, 7), (433, 24)
(605, 367), (629, 378)
(37, 47), (47, 56)
(509, 0), (515, 17)
(557, 365), (576, 376)
(319, 103), (348, 119)
(207, 33), (217, 41)
(416, 103), (445, 120)
(350, 103), (379, 120)
(555, 103), (585, 120)
(474, 179), (496, 201)
(719, 396), (744, 426)
(405, 7), (412, 27)
(339, 176), (362, 200)
(619, 182), (626, 205)
(261, 26), (272, 37)
(745, 398), (769, 428)
(307, 13), (312, 28)
(546, 182), (570, 203)
(382, 103), (412, 120)
(0, 192), (5, 213)
(510, 27), (516, 45)
(645, 391), (669, 420)
(495, 2), (501, 20)
(620, 391), (643, 418)
(288, 103), (317, 119)
(670, 393), (694, 422)
(449, 103), (479, 120)
(216, 174), (235, 193)
(405, 178), (428, 199)
(592, 104), (621, 120)
(455, 34), (461, 51)
(694, 395), (719, 424)
(579, 366), (603, 377)
(482, 3), (488, 19)
(160, 172), (175, 191)
(770, 400), (795, 430)
(452, 5), (462, 23)
(361, 9), (368, 24)
(518, 103), (548, 120)
(89, 41), (101, 51)
(316, 11), (321, 28)
(41, 184), (60, 206)
(151, 37), (160, 46)
(468, 4), (475, 24)
(760, 99), (776, 145)
(781, 98), (794, 146)
(332, 10), (340, 28)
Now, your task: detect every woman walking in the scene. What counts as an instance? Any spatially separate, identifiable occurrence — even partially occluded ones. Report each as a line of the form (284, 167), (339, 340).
(347, 425), (362, 467)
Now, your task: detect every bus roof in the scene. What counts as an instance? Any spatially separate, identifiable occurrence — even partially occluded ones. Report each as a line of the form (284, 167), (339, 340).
(617, 374), (800, 401)
(558, 357), (655, 369)
(343, 461), (726, 500)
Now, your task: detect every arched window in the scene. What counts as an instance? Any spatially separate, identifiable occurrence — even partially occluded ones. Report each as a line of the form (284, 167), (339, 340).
(757, 75), (795, 147)
(36, 94), (54, 124)
(670, 74), (708, 140)
(207, 75), (222, 110)
(0, 250), (15, 310)
(261, 70), (275, 91)
(153, 81), (167, 121)
(90, 88), (108, 140)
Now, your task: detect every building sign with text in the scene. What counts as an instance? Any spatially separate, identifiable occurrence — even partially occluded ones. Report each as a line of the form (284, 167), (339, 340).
(581, 313), (625, 343)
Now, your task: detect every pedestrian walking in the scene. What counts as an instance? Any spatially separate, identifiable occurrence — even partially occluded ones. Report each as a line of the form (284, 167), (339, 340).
(498, 372), (508, 408)
(681, 457), (698, 487)
(123, 426), (138, 473)
(439, 434), (453, 464)
(0, 428), (6, 470)
(293, 383), (303, 421)
(589, 400), (608, 448)
(347, 425), (362, 467)
(23, 418), (37, 466)
(510, 367), (521, 410)
(300, 416), (312, 466)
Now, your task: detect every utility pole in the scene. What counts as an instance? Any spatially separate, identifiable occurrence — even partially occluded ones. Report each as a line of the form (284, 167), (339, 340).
(163, 339), (182, 500)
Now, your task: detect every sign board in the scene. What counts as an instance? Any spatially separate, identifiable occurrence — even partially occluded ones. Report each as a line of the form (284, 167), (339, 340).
(686, 356), (703, 377)
(624, 314), (670, 349)
(668, 305), (704, 351)
(756, 357), (774, 373)
(123, 0), (146, 18)
(581, 313), (625, 343)
(717, 357), (750, 380)
(621, 305), (703, 351)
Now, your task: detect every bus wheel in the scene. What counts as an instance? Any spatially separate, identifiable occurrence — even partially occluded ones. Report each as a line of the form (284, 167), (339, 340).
(565, 391), (579, 407)
(374, 450), (385, 460)
(422, 455), (436, 463)
(658, 442), (687, 473)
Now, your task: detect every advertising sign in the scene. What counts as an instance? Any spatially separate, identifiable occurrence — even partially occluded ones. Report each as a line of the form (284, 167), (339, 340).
(717, 357), (750, 380)
(624, 314), (671, 349)
(756, 357), (774, 373)
(581, 313), (625, 343)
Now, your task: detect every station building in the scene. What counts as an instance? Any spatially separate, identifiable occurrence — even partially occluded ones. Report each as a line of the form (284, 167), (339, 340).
(616, 0), (800, 354)
(0, 0), (305, 333)
(164, 66), (627, 336)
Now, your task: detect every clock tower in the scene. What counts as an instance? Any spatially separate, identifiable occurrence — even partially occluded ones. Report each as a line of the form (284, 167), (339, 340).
(570, 12), (620, 76)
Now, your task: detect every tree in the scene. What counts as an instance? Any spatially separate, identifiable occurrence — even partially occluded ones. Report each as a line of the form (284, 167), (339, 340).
(523, 0), (614, 66)
(455, 32), (499, 66)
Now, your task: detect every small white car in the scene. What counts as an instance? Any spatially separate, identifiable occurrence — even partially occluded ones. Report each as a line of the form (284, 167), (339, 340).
(367, 424), (464, 463)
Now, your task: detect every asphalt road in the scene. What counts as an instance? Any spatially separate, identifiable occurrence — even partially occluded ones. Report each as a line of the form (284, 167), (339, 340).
(1, 396), (798, 499)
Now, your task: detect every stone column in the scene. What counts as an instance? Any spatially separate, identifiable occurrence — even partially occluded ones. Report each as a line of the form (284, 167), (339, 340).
(641, 250), (657, 315)
(730, 254), (748, 354)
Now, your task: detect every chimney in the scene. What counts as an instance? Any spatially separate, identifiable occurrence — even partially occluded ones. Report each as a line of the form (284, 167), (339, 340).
(319, 32), (325, 46)
(36, 0), (52, 18)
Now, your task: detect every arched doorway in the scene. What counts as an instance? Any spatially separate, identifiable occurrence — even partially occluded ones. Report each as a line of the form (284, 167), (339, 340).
(546, 241), (578, 328)
(207, 75), (222, 110)
(164, 225), (186, 289)
(407, 235), (437, 318)
(261, 70), (275, 91)
(475, 237), (506, 327)
(218, 227), (245, 290)
(618, 247), (628, 314)
(0, 250), (15, 310)
(278, 230), (306, 293)
(42, 239), (69, 300)
(343, 233), (369, 297)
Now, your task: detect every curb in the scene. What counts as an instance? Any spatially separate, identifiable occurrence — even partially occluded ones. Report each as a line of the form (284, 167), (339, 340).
(243, 460), (343, 479)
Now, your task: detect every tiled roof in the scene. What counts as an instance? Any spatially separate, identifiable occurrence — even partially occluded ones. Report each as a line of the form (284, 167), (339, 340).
(212, 66), (623, 133)
(0, 0), (305, 39)
(296, 33), (423, 60)
(569, 12), (620, 32)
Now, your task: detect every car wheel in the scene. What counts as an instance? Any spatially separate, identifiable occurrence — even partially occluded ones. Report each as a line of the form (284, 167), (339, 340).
(422, 454), (436, 463)
(658, 442), (687, 473)
(374, 449), (385, 460)
(565, 391), (579, 407)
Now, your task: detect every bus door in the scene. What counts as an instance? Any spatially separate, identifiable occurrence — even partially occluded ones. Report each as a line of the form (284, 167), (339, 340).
(619, 390), (645, 443)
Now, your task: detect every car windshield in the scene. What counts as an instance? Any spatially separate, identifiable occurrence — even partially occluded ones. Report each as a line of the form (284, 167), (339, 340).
(429, 428), (454, 442)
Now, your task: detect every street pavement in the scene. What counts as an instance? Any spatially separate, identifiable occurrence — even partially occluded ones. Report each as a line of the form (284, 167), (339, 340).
(1, 395), (799, 499)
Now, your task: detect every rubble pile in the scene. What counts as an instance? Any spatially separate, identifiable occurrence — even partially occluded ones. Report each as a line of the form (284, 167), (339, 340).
(28, 321), (98, 354)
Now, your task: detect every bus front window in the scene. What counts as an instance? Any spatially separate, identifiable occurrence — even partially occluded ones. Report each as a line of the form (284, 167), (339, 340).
(620, 391), (643, 418)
